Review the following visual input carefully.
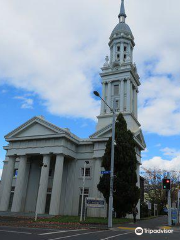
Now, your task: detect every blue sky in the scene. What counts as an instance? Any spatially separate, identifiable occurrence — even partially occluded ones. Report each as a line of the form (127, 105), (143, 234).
(1, 0), (180, 177)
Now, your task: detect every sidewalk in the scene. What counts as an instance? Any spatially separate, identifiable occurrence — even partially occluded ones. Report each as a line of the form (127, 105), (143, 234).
(116, 216), (180, 231)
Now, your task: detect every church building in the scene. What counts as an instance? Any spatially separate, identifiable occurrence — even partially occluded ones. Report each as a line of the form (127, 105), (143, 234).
(0, 0), (146, 218)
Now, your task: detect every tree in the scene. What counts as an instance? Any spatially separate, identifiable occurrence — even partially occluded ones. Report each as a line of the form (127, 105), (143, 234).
(143, 169), (180, 215)
(97, 113), (140, 218)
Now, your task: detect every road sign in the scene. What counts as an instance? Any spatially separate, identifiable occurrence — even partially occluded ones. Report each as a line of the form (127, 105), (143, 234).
(86, 198), (105, 208)
(148, 202), (152, 210)
(101, 171), (111, 175)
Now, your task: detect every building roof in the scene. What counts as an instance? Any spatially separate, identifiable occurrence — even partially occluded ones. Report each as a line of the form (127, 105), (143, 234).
(111, 22), (132, 37)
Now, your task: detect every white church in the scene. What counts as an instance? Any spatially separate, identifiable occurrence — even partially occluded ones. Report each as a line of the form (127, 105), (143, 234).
(0, 0), (146, 218)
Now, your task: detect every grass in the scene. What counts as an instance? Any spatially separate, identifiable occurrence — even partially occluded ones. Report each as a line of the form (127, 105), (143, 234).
(37, 215), (132, 225)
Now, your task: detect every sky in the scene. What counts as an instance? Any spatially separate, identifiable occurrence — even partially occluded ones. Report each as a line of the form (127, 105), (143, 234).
(0, 0), (180, 178)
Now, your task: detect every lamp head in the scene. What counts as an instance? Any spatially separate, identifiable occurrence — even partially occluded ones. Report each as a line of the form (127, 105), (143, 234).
(93, 91), (100, 97)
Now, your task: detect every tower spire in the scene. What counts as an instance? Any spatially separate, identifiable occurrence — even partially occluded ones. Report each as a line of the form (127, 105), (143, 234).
(118, 0), (127, 23)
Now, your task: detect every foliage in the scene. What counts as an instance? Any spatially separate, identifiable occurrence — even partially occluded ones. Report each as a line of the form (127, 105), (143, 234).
(97, 113), (140, 218)
(36, 215), (132, 224)
(140, 202), (148, 218)
(143, 170), (180, 215)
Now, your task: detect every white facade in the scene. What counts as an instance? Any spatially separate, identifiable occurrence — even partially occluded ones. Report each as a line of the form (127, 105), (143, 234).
(0, 0), (146, 218)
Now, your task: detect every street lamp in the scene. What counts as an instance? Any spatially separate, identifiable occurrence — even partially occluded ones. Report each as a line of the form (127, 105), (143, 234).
(93, 91), (116, 228)
(80, 160), (89, 222)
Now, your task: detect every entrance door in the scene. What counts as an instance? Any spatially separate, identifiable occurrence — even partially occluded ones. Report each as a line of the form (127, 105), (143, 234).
(78, 188), (89, 216)
(45, 194), (51, 214)
(8, 192), (14, 210)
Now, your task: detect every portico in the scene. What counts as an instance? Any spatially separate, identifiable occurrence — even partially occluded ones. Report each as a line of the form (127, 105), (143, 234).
(0, 153), (65, 215)
(0, 116), (109, 217)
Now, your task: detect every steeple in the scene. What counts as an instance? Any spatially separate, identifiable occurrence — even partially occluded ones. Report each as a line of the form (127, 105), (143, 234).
(118, 0), (127, 23)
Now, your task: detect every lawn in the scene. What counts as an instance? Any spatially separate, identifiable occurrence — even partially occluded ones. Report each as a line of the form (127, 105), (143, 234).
(37, 215), (132, 225)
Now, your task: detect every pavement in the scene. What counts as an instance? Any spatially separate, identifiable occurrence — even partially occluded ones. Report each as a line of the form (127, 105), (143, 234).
(0, 215), (180, 240)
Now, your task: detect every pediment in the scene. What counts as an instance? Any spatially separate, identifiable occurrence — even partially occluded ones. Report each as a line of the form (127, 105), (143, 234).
(5, 116), (65, 140)
(14, 122), (58, 138)
(90, 124), (146, 150)
(133, 129), (146, 150)
(90, 124), (112, 139)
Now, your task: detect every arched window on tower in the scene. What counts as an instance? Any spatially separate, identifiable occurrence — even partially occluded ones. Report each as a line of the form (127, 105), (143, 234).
(116, 45), (121, 61)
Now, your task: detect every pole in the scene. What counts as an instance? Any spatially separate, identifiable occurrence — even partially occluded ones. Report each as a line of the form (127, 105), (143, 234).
(177, 173), (180, 224)
(80, 162), (86, 222)
(108, 99), (116, 228)
(167, 172), (172, 226)
(178, 190), (180, 224)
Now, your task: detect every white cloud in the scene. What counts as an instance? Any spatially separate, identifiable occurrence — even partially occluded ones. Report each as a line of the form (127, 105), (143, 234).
(14, 96), (34, 109)
(1, 89), (7, 93)
(142, 156), (180, 172)
(0, 0), (180, 133)
(161, 147), (180, 158)
(155, 144), (161, 147)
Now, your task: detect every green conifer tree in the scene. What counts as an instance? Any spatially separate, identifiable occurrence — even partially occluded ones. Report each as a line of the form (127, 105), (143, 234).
(97, 113), (140, 218)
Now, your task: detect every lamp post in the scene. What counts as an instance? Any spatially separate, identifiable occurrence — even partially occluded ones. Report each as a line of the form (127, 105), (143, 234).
(93, 91), (116, 228)
(80, 160), (89, 222)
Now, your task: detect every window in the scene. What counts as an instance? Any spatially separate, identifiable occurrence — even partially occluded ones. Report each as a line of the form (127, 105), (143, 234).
(49, 169), (53, 177)
(117, 54), (120, 60)
(114, 85), (119, 95)
(11, 186), (15, 192)
(47, 188), (52, 193)
(115, 100), (119, 111)
(124, 54), (127, 61)
(81, 167), (91, 177)
(117, 46), (120, 52)
(80, 188), (89, 195)
(13, 169), (18, 178)
(124, 46), (127, 52)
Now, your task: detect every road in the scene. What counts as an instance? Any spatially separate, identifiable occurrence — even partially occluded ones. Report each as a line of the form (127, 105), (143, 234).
(0, 225), (179, 240)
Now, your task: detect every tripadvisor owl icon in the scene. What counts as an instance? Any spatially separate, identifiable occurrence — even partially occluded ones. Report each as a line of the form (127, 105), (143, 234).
(135, 227), (143, 236)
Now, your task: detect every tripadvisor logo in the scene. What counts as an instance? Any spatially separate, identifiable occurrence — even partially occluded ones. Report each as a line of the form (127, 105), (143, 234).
(135, 227), (173, 235)
(135, 227), (143, 236)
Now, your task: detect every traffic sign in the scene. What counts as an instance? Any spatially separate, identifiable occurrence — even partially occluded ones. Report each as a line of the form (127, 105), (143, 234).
(86, 198), (105, 208)
(101, 171), (111, 175)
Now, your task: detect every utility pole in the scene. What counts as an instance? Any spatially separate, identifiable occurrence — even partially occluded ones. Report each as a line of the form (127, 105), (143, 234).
(93, 91), (116, 228)
(108, 99), (116, 228)
(167, 172), (172, 226)
(80, 161), (89, 222)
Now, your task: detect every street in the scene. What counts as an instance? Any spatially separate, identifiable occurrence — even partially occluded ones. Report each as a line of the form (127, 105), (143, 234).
(0, 216), (179, 240)
(0, 226), (179, 240)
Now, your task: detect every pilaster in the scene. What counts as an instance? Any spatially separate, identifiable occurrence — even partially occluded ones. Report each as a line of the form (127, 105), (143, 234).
(107, 82), (112, 113)
(126, 79), (131, 112)
(101, 82), (106, 115)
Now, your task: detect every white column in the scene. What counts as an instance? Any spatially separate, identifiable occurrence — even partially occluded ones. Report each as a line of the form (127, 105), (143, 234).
(36, 155), (51, 215)
(126, 79), (131, 112)
(0, 159), (8, 204)
(135, 89), (138, 118)
(49, 154), (64, 215)
(107, 81), (112, 113)
(0, 156), (16, 211)
(11, 156), (27, 212)
(101, 82), (106, 115)
(120, 80), (124, 112)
